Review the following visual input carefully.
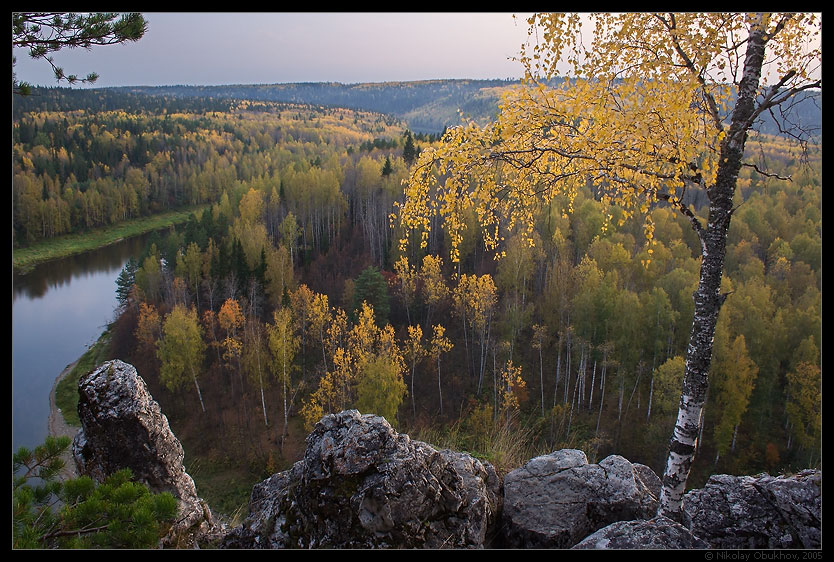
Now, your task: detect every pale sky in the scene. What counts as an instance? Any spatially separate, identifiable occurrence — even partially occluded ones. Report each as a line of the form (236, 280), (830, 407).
(13, 12), (536, 88)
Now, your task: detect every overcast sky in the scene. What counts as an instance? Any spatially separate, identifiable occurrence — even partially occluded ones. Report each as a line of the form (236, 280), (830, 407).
(13, 12), (536, 88)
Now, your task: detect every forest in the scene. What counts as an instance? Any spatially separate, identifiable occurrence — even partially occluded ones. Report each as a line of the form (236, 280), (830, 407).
(12, 84), (821, 516)
(111, 79), (515, 134)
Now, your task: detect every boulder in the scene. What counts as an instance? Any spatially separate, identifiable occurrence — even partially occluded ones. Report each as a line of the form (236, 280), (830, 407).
(72, 360), (221, 548)
(573, 516), (709, 549)
(683, 470), (822, 549)
(222, 409), (502, 548)
(66, 360), (823, 551)
(500, 449), (662, 548)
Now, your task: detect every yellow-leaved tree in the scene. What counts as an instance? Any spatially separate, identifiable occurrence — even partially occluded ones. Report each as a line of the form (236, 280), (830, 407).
(429, 324), (453, 417)
(218, 298), (245, 389)
(156, 305), (206, 413)
(393, 12), (820, 519)
(301, 302), (408, 429)
(267, 307), (300, 443)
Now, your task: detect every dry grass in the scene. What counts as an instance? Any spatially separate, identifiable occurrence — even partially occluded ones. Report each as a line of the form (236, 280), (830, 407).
(409, 406), (545, 476)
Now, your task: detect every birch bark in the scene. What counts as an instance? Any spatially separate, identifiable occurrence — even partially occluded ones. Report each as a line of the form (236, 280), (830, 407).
(658, 14), (767, 519)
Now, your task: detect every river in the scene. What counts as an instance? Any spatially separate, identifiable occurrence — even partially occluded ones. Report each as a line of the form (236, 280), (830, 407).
(12, 234), (152, 453)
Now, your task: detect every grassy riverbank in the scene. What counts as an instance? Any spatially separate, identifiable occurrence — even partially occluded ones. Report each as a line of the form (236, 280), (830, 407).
(13, 205), (208, 274)
(54, 328), (113, 428)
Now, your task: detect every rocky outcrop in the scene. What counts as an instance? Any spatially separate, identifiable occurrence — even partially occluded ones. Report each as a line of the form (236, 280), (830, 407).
(499, 449), (662, 548)
(222, 409), (501, 548)
(72, 360), (222, 548)
(70, 360), (821, 550)
(683, 470), (822, 549)
(572, 516), (710, 549)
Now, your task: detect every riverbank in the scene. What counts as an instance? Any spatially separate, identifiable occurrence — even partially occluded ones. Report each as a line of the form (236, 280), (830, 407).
(48, 361), (80, 479)
(13, 204), (208, 274)
(46, 325), (114, 479)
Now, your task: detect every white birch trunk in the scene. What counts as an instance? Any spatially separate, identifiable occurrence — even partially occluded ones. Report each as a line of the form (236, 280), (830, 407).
(553, 344), (562, 408)
(539, 346), (545, 417)
(589, 359), (597, 411)
(190, 366), (206, 413)
(437, 355), (443, 417)
(595, 362), (606, 436)
(659, 15), (769, 519)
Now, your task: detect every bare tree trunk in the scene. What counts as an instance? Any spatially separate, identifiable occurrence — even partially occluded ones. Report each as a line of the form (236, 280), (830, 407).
(595, 361), (606, 437)
(588, 359), (596, 411)
(437, 355), (443, 417)
(578, 346), (585, 408)
(477, 310), (493, 395)
(626, 371), (641, 418)
(190, 365), (206, 413)
(461, 309), (472, 381)
(260, 381), (268, 427)
(492, 342), (498, 420)
(539, 345), (545, 417)
(730, 423), (738, 452)
(411, 361), (417, 418)
(659, 15), (769, 520)
(553, 343), (562, 408)
(564, 333), (572, 404)
(567, 363), (580, 436)
(255, 325), (268, 427)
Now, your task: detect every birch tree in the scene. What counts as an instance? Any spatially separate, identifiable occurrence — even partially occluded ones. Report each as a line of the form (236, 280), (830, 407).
(267, 307), (300, 442)
(498, 360), (527, 424)
(218, 298), (245, 390)
(420, 254), (449, 328)
(452, 273), (497, 394)
(157, 304), (207, 413)
(710, 328), (758, 465)
(429, 324), (453, 417)
(357, 356), (407, 426)
(404, 324), (426, 417)
(244, 316), (270, 427)
(134, 302), (160, 357)
(393, 256), (418, 327)
(531, 324), (548, 417)
(393, 12), (820, 520)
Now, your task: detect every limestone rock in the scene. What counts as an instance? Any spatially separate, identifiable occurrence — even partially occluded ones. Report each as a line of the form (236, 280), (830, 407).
(222, 410), (501, 549)
(72, 360), (221, 548)
(66, 360), (823, 550)
(572, 516), (709, 549)
(500, 449), (662, 548)
(683, 470), (821, 549)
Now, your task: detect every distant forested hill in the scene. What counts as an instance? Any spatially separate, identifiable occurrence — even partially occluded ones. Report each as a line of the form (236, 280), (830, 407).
(111, 79), (821, 138)
(11, 86), (236, 119)
(112, 80), (518, 133)
(14, 79), (820, 138)
(13, 77), (820, 501)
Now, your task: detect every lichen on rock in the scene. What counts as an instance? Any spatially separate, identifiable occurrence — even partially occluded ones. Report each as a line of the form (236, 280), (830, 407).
(683, 470), (821, 549)
(68, 360), (821, 550)
(72, 359), (222, 548)
(222, 409), (502, 549)
(500, 449), (662, 548)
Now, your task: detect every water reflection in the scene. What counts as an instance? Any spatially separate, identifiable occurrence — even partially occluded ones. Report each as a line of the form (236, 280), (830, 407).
(12, 233), (152, 452)
(13, 237), (149, 301)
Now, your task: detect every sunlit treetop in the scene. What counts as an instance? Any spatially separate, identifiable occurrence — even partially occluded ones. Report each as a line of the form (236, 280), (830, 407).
(523, 13), (820, 87)
(394, 13), (821, 265)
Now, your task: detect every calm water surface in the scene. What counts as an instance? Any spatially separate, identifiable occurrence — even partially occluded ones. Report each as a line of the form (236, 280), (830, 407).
(12, 235), (150, 452)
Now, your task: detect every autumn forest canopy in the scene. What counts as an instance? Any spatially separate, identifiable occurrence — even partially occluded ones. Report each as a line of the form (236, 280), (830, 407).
(12, 14), (821, 520)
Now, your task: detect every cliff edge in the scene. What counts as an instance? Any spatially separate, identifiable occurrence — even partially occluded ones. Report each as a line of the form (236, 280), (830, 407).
(71, 360), (821, 549)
